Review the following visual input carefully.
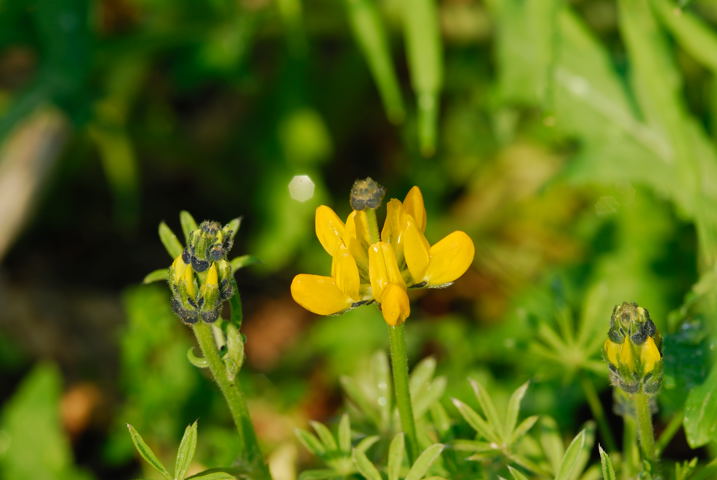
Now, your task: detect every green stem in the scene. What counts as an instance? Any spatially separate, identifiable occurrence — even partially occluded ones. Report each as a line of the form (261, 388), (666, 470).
(656, 411), (683, 456)
(622, 416), (638, 480)
(580, 376), (617, 452)
(632, 392), (656, 462)
(192, 322), (271, 479)
(365, 208), (381, 244)
(388, 323), (419, 462)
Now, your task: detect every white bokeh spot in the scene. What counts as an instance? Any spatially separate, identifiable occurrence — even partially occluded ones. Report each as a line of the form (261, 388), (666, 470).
(288, 174), (315, 202)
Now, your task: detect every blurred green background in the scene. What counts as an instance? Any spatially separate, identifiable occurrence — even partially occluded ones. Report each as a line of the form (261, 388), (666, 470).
(1, 0), (717, 478)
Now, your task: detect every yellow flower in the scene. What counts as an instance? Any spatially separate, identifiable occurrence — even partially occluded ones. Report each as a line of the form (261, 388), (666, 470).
(291, 185), (475, 326)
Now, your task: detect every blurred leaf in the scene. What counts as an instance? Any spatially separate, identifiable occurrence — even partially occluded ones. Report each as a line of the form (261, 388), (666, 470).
(653, 0), (717, 74)
(180, 211), (199, 244)
(174, 421), (198, 480)
(230, 255), (259, 273)
(684, 365), (717, 447)
(344, 0), (405, 123)
(388, 433), (405, 480)
(508, 466), (529, 480)
(159, 222), (184, 259)
(0, 363), (91, 480)
(404, 444), (443, 480)
(554, 429), (585, 480)
(295, 429), (325, 456)
(298, 470), (342, 480)
(352, 448), (382, 480)
(144, 268), (169, 284)
(338, 415), (351, 453)
(186, 469), (241, 480)
(127, 424), (172, 480)
(599, 445), (616, 480)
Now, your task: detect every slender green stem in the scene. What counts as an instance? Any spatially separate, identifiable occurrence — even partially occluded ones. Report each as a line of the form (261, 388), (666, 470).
(632, 392), (656, 462)
(192, 322), (271, 479)
(622, 416), (638, 480)
(388, 323), (419, 462)
(580, 376), (617, 452)
(656, 410), (683, 456)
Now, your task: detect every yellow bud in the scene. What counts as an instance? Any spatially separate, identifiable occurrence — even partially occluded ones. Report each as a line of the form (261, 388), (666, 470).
(380, 283), (410, 326)
(604, 339), (620, 367)
(640, 337), (661, 374)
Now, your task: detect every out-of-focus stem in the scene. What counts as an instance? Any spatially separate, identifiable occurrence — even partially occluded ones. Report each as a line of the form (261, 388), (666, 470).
(580, 376), (617, 452)
(388, 323), (419, 462)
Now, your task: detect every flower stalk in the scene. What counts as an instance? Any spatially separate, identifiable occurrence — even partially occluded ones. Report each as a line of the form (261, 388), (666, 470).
(388, 323), (419, 462)
(632, 391), (656, 461)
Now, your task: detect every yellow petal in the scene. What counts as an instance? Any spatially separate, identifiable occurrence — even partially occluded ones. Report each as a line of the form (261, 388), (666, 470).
(604, 339), (620, 367)
(368, 242), (404, 302)
(620, 340), (634, 371)
(424, 231), (475, 286)
(403, 217), (431, 283)
(380, 283), (410, 326)
(403, 186), (426, 231)
(381, 199), (404, 244)
(290, 274), (353, 315)
(170, 254), (187, 284)
(315, 206), (346, 255)
(333, 249), (360, 300)
(183, 261), (197, 297)
(205, 263), (218, 286)
(640, 337), (661, 374)
(346, 211), (369, 269)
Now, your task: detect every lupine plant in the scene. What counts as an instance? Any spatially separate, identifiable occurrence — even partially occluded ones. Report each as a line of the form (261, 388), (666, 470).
(127, 180), (712, 480)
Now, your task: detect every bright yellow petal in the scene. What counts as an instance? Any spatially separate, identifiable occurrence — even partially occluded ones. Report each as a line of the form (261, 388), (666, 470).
(403, 186), (426, 231)
(290, 274), (353, 315)
(333, 249), (360, 300)
(403, 217), (431, 284)
(346, 211), (369, 269)
(640, 337), (661, 374)
(424, 231), (475, 286)
(368, 242), (404, 301)
(620, 340), (634, 371)
(380, 283), (410, 326)
(604, 339), (620, 367)
(381, 199), (404, 244)
(182, 261), (197, 297)
(315, 206), (346, 255)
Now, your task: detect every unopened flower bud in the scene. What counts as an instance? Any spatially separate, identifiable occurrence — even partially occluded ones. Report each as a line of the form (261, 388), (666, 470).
(603, 302), (663, 394)
(350, 177), (386, 211)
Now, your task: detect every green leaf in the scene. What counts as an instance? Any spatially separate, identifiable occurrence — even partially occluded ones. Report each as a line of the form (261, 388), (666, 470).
(127, 424), (172, 480)
(179, 211), (198, 243)
(299, 469), (342, 480)
(409, 357), (436, 395)
(186, 468), (240, 480)
(405, 444), (444, 480)
(343, 0), (405, 123)
(599, 445), (616, 480)
(507, 466), (529, 480)
(338, 414), (351, 453)
(505, 382), (529, 439)
(355, 435), (380, 453)
(159, 222), (183, 259)
(230, 255), (259, 273)
(310, 421), (338, 451)
(554, 429), (585, 480)
(510, 415), (539, 444)
(143, 268), (169, 284)
(352, 448), (382, 480)
(469, 380), (503, 440)
(187, 347), (209, 369)
(175, 421), (198, 480)
(295, 429), (325, 456)
(388, 433), (405, 480)
(452, 398), (497, 442)
(539, 417), (564, 472)
(684, 366), (717, 447)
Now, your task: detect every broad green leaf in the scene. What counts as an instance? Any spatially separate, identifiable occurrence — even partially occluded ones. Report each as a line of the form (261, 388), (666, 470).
(174, 422), (198, 480)
(310, 421), (338, 451)
(295, 429), (325, 456)
(505, 382), (529, 438)
(159, 222), (183, 259)
(352, 448), (382, 480)
(452, 399), (498, 442)
(143, 268), (169, 284)
(338, 414), (351, 452)
(599, 445), (616, 480)
(554, 429), (585, 480)
(388, 433), (405, 480)
(127, 424), (172, 480)
(179, 211), (198, 243)
(344, 0), (405, 123)
(684, 366), (717, 447)
(405, 444), (443, 480)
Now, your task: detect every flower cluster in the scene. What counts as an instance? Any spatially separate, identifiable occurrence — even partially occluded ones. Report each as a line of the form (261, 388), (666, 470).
(291, 179), (475, 326)
(603, 302), (663, 394)
(169, 220), (237, 323)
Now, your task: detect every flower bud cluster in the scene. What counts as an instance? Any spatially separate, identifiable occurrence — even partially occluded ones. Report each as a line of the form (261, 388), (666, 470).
(603, 302), (663, 395)
(169, 220), (237, 324)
